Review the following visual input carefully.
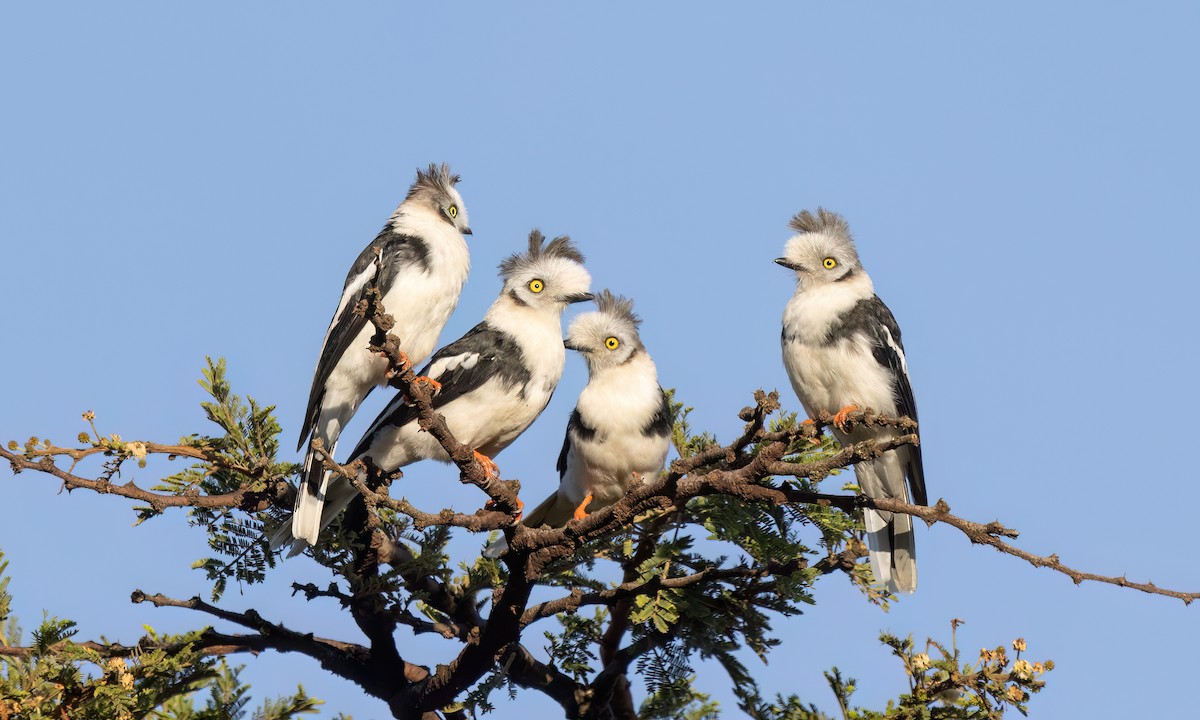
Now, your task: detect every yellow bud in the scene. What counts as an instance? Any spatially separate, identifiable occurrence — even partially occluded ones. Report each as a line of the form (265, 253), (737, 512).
(127, 442), (148, 461)
(78, 432), (91, 443)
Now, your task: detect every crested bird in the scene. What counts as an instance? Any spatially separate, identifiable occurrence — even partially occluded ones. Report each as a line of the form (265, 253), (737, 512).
(776, 208), (925, 593)
(278, 230), (592, 554)
(286, 163), (473, 549)
(485, 290), (671, 557)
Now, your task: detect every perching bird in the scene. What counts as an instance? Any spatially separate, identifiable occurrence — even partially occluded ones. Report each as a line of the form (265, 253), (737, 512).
(288, 163), (473, 548)
(278, 230), (592, 553)
(777, 208), (925, 594)
(485, 291), (671, 558)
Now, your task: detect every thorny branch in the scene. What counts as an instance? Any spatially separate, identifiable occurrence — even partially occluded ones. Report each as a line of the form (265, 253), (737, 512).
(0, 440), (290, 514)
(4, 285), (1199, 718)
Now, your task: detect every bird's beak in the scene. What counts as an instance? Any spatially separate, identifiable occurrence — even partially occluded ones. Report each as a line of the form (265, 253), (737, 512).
(564, 338), (582, 351)
(564, 292), (595, 304)
(462, 227), (473, 236)
(775, 257), (802, 271)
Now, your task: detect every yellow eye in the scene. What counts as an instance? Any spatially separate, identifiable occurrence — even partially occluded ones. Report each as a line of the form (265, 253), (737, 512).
(528, 279), (544, 293)
(605, 336), (620, 350)
(447, 205), (458, 218)
(822, 257), (838, 269)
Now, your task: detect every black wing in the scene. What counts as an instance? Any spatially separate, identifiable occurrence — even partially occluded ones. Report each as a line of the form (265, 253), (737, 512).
(349, 322), (529, 458)
(298, 228), (431, 449)
(556, 409), (595, 478)
(642, 388), (673, 438)
(864, 295), (926, 506)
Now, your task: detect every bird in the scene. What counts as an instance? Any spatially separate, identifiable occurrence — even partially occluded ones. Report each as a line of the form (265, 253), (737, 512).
(485, 290), (671, 558)
(286, 163), (474, 549)
(776, 208), (925, 594)
(277, 229), (592, 554)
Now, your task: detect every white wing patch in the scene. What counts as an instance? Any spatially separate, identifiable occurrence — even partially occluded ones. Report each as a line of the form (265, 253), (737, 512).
(316, 262), (378, 359)
(425, 352), (481, 381)
(880, 324), (908, 376)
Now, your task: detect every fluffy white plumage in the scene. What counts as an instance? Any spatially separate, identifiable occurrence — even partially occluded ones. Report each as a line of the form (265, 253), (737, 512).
(777, 208), (926, 594)
(283, 164), (473, 549)
(277, 230), (591, 554)
(486, 291), (671, 557)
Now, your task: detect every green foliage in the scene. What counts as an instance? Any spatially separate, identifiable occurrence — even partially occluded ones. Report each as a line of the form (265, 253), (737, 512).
(639, 682), (720, 720)
(744, 629), (1054, 720)
(0, 547), (327, 719)
(147, 358), (297, 600)
(4, 360), (1057, 720)
(667, 389), (717, 460)
(544, 610), (605, 682)
(148, 659), (321, 720)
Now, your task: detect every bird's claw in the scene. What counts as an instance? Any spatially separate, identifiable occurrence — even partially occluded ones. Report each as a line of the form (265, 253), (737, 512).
(473, 450), (500, 479)
(380, 350), (410, 380)
(485, 495), (524, 523)
(572, 493), (594, 521)
(832, 405), (859, 432)
(413, 376), (442, 395)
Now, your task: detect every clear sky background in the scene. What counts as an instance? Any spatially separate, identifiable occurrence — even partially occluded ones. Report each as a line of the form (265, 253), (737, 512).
(2, 3), (1198, 718)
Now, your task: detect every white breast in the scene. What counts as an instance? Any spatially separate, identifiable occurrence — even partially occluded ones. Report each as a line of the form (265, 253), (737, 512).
(565, 355), (670, 507)
(781, 275), (898, 424)
(383, 212), (471, 367)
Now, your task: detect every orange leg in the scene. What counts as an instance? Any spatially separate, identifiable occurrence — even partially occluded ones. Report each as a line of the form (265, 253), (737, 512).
(572, 493), (594, 521)
(831, 405), (859, 432)
(473, 450), (500, 478)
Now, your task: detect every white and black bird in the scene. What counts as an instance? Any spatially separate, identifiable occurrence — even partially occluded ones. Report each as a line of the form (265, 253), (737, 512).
(280, 230), (592, 553)
(777, 208), (925, 594)
(288, 163), (473, 548)
(486, 291), (671, 557)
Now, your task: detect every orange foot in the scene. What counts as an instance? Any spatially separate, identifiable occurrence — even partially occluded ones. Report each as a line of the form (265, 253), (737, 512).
(485, 494), (524, 522)
(413, 376), (442, 395)
(832, 405), (859, 432)
(473, 450), (500, 478)
(382, 349), (412, 380)
(572, 493), (594, 521)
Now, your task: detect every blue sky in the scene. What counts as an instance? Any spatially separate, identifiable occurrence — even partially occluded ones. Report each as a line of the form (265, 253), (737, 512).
(2, 3), (1198, 718)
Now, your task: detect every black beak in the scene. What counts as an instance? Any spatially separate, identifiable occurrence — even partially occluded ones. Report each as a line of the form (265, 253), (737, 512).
(462, 227), (473, 236)
(564, 339), (582, 351)
(775, 257), (802, 271)
(564, 292), (595, 304)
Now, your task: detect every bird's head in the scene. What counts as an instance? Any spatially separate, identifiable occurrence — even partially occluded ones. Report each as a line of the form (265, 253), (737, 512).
(498, 229), (593, 312)
(565, 290), (645, 372)
(404, 162), (472, 236)
(775, 208), (863, 288)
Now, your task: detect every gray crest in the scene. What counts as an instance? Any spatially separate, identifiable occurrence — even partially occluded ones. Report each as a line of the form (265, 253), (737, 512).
(406, 162), (461, 202)
(788, 207), (852, 240)
(499, 229), (586, 279)
(594, 289), (641, 328)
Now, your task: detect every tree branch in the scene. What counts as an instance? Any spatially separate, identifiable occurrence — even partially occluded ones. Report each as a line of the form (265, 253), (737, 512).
(0, 443), (289, 513)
